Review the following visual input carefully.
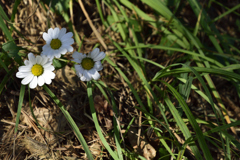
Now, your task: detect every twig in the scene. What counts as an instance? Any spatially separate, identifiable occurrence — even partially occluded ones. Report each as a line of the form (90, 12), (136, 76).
(78, 0), (107, 50)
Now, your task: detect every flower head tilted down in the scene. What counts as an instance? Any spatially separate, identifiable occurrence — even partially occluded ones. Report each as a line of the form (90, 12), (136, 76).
(42, 27), (74, 60)
(72, 48), (106, 81)
(16, 53), (55, 89)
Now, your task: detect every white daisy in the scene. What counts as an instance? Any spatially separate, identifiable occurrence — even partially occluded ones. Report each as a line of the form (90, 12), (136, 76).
(72, 48), (106, 81)
(16, 53), (55, 89)
(42, 27), (74, 60)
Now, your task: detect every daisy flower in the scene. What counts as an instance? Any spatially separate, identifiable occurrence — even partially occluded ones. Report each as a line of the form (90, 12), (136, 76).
(42, 27), (74, 60)
(16, 53), (55, 89)
(72, 48), (106, 81)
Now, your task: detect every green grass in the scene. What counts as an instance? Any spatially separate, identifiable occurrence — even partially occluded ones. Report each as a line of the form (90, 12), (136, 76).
(1, 0), (240, 159)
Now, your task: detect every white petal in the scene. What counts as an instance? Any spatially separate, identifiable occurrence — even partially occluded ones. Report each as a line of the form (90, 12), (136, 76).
(28, 53), (36, 64)
(52, 50), (59, 58)
(48, 55), (55, 61)
(42, 44), (50, 51)
(21, 74), (34, 85)
(58, 28), (67, 39)
(24, 60), (29, 65)
(73, 59), (81, 64)
(29, 76), (38, 89)
(16, 72), (31, 78)
(61, 32), (73, 40)
(72, 51), (84, 60)
(53, 27), (60, 39)
(44, 65), (54, 72)
(19, 66), (31, 72)
(93, 51), (106, 61)
(42, 52), (52, 60)
(94, 61), (103, 71)
(43, 61), (52, 68)
(40, 56), (49, 65)
(42, 48), (55, 59)
(75, 65), (84, 76)
(48, 28), (54, 38)
(80, 75), (87, 81)
(61, 45), (73, 52)
(58, 48), (67, 55)
(43, 33), (51, 44)
(67, 46), (73, 52)
(43, 75), (52, 84)
(35, 55), (42, 64)
(55, 52), (62, 58)
(62, 42), (74, 48)
(55, 54), (61, 58)
(43, 70), (55, 79)
(82, 70), (92, 81)
(37, 75), (45, 86)
(61, 38), (74, 44)
(90, 48), (100, 59)
(89, 68), (100, 80)
(41, 51), (47, 55)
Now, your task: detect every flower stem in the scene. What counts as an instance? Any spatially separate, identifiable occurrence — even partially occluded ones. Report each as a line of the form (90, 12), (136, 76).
(56, 58), (77, 64)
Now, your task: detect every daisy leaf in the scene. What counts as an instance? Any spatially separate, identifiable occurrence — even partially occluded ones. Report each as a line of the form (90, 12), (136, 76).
(52, 58), (67, 70)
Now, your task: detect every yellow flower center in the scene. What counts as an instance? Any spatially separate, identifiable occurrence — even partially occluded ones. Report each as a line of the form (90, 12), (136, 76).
(81, 58), (94, 70)
(31, 64), (44, 76)
(50, 39), (62, 49)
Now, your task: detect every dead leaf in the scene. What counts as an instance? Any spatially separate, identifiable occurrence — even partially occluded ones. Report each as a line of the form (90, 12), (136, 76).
(128, 127), (156, 160)
(23, 136), (49, 155)
(21, 106), (67, 143)
(94, 95), (113, 130)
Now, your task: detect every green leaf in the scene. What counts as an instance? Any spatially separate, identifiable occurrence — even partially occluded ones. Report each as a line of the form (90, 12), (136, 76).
(2, 41), (21, 57)
(52, 58), (67, 70)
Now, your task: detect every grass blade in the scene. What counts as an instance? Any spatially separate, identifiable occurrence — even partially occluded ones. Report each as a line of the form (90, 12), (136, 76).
(15, 84), (26, 134)
(0, 67), (15, 94)
(93, 80), (124, 159)
(87, 81), (119, 160)
(11, 0), (21, 22)
(212, 3), (240, 22)
(162, 81), (213, 160)
(43, 85), (93, 159)
(0, 6), (13, 41)
(105, 56), (176, 158)
(165, 97), (203, 160)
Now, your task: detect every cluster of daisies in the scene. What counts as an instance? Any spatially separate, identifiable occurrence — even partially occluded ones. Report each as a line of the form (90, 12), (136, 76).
(16, 27), (106, 89)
